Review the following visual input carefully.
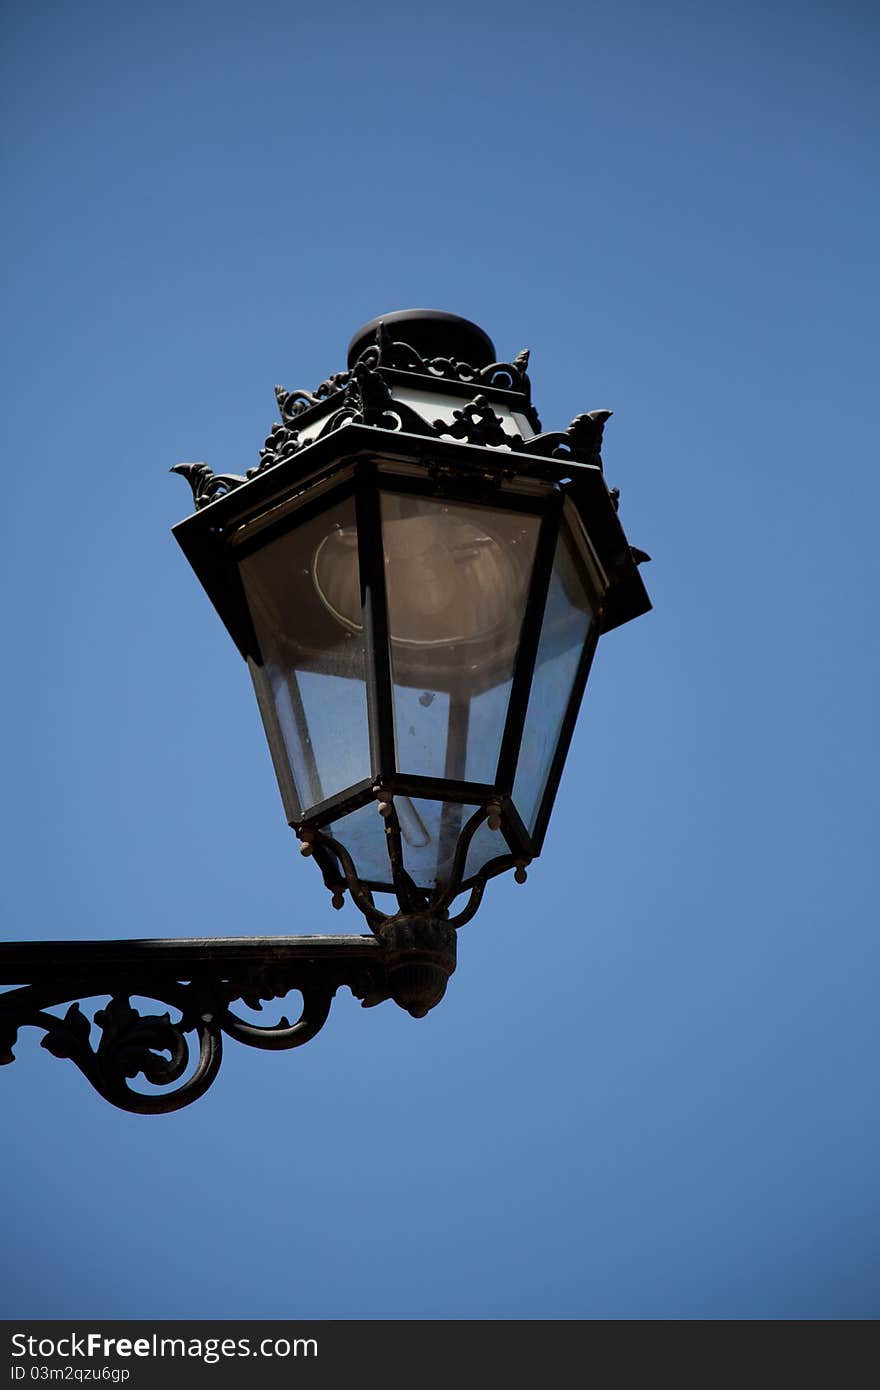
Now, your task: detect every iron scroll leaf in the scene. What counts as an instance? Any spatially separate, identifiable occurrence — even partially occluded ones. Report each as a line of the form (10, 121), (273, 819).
(171, 330), (557, 513)
(171, 398), (615, 510)
(0, 937), (389, 1115)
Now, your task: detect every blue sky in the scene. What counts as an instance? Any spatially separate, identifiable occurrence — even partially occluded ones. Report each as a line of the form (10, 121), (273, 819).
(2, 0), (877, 1319)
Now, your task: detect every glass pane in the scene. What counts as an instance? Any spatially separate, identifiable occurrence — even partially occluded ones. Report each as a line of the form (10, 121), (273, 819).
(512, 512), (596, 836)
(322, 800), (392, 887)
(463, 817), (511, 884)
(397, 797), (467, 889)
(379, 492), (541, 784)
(239, 495), (370, 817)
(328, 797), (508, 892)
(465, 678), (513, 784)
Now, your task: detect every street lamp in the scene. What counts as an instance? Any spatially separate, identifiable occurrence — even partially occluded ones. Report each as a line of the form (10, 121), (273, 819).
(0, 310), (650, 1113)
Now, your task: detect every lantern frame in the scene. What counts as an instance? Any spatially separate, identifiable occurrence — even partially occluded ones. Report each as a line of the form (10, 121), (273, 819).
(172, 419), (647, 909)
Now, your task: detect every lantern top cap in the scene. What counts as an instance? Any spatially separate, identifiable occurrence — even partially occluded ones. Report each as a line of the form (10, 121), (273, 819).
(347, 309), (497, 370)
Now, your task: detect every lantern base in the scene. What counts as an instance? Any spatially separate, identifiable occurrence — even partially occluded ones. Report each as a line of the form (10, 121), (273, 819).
(375, 916), (457, 1019)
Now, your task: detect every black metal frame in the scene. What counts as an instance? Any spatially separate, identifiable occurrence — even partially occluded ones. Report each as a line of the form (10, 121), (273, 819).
(356, 465), (397, 784)
(1, 312), (651, 1115)
(495, 496), (564, 793)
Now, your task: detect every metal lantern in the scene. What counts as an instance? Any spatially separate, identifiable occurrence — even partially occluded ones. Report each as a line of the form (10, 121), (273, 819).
(172, 312), (650, 977)
(0, 309), (650, 1114)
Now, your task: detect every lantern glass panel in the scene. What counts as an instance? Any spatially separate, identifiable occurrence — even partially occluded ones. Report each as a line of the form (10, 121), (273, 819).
(379, 491), (541, 784)
(318, 800), (390, 887)
(512, 510), (597, 836)
(329, 796), (493, 890)
(463, 817), (511, 883)
(394, 796), (476, 889)
(239, 495), (371, 817)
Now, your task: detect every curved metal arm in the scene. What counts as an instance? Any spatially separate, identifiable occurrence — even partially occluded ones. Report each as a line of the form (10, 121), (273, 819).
(378, 801), (431, 917)
(430, 806), (493, 914)
(446, 881), (486, 928)
(443, 851), (528, 928)
(307, 800), (526, 929)
(313, 830), (386, 928)
(221, 984), (333, 1051)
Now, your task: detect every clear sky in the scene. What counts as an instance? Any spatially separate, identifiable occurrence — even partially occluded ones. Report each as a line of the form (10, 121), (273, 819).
(2, 0), (877, 1319)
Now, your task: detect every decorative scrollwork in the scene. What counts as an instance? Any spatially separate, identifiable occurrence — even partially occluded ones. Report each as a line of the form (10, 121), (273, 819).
(172, 327), (623, 516)
(12, 989), (222, 1115)
(0, 938), (396, 1115)
(250, 421), (303, 476)
(265, 327), (538, 436)
(306, 799), (530, 933)
(221, 982), (333, 1052)
(286, 361), (438, 447)
(516, 409), (613, 468)
(341, 361), (434, 436)
(352, 324), (535, 396)
(2, 792), (533, 1113)
(565, 410), (612, 460)
(354, 321), (427, 375)
(275, 386), (321, 421)
(170, 462), (248, 511)
(314, 370), (351, 401)
(434, 394), (519, 449)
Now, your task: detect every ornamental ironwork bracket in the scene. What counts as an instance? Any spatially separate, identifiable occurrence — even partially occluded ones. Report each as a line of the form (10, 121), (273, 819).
(0, 930), (452, 1116)
(1, 804), (522, 1116)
